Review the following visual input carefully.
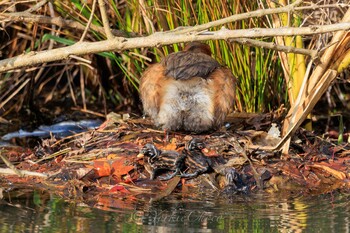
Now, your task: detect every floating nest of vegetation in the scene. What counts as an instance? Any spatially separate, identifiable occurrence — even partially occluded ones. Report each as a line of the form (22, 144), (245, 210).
(1, 112), (349, 207)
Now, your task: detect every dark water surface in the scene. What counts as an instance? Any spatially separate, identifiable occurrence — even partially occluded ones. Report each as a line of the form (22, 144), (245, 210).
(0, 190), (349, 233)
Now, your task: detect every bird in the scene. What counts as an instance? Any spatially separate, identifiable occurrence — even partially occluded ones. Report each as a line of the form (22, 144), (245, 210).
(181, 138), (212, 178)
(140, 42), (236, 133)
(139, 143), (185, 180)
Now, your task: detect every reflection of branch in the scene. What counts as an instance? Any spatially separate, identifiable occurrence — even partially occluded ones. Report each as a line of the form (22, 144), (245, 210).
(231, 38), (318, 58)
(1, 23), (350, 73)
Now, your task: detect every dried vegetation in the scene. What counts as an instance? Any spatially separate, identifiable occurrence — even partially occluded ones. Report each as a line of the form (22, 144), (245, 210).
(0, 0), (350, 203)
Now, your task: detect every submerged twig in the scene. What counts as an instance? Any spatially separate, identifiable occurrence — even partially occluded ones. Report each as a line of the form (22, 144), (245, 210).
(0, 149), (48, 178)
(0, 168), (48, 178)
(35, 148), (72, 163)
(151, 176), (181, 202)
(0, 150), (23, 177)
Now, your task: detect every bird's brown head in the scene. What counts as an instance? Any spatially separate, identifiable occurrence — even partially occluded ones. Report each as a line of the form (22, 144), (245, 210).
(183, 42), (212, 56)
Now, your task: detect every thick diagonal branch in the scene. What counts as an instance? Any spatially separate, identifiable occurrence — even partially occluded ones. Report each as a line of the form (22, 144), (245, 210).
(1, 23), (350, 73)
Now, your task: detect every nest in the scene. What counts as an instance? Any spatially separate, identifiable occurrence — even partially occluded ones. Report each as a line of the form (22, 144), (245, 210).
(1, 111), (349, 207)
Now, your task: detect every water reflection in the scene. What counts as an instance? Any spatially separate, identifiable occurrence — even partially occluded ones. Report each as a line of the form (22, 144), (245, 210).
(0, 190), (349, 232)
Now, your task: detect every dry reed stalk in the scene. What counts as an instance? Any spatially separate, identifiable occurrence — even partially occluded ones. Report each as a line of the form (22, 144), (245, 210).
(280, 8), (350, 154)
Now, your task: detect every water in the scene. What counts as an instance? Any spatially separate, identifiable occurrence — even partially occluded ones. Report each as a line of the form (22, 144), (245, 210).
(0, 190), (349, 232)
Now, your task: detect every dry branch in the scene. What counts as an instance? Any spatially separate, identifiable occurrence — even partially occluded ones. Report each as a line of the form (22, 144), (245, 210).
(98, 0), (114, 39)
(0, 12), (131, 37)
(1, 1), (347, 39)
(1, 0), (350, 156)
(80, 0), (98, 42)
(230, 38), (318, 58)
(0, 168), (48, 178)
(0, 150), (24, 177)
(169, 0), (304, 34)
(280, 8), (350, 154)
(1, 0), (348, 73)
(25, 0), (48, 13)
(1, 23), (350, 73)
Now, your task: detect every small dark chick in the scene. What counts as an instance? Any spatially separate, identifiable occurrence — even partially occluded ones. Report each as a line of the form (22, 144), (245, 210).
(181, 138), (212, 178)
(181, 139), (247, 192)
(140, 143), (185, 180)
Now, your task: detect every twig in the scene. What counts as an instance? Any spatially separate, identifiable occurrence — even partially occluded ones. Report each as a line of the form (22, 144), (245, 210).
(70, 107), (105, 117)
(231, 38), (318, 58)
(2, 2), (347, 39)
(80, 0), (97, 42)
(0, 13), (131, 37)
(170, 0), (304, 34)
(69, 55), (92, 64)
(168, 1), (350, 35)
(34, 1), (56, 83)
(34, 148), (71, 164)
(0, 78), (30, 109)
(98, 0), (114, 39)
(24, 0), (48, 13)
(0, 168), (48, 178)
(280, 8), (350, 154)
(296, 3), (350, 11)
(0, 150), (23, 177)
(151, 176), (181, 202)
(1, 23), (350, 73)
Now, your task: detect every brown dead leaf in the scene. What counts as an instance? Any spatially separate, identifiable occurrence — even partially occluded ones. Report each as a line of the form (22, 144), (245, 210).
(109, 184), (131, 193)
(107, 153), (120, 160)
(275, 161), (306, 184)
(75, 167), (93, 179)
(110, 158), (134, 178)
(225, 156), (248, 167)
(163, 138), (178, 150)
(93, 160), (111, 177)
(308, 164), (347, 180)
(249, 131), (280, 147)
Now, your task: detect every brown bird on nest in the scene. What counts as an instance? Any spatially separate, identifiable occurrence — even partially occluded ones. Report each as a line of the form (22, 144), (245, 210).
(140, 42), (236, 133)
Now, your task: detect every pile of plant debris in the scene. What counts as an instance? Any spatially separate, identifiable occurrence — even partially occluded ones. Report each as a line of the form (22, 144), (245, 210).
(0, 112), (349, 207)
